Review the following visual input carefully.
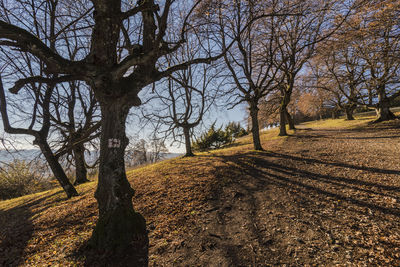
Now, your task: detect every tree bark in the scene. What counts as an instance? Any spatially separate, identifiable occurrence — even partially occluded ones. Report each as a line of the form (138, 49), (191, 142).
(36, 138), (78, 198)
(279, 106), (287, 136)
(90, 100), (148, 264)
(332, 109), (339, 119)
(284, 108), (295, 130)
(375, 94), (396, 122)
(279, 91), (291, 136)
(183, 127), (194, 157)
(344, 104), (356, 120)
(249, 103), (263, 150)
(375, 91), (396, 122)
(375, 105), (396, 122)
(73, 143), (89, 185)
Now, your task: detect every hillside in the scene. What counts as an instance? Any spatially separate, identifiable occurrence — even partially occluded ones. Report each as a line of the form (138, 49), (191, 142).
(1, 115), (400, 266)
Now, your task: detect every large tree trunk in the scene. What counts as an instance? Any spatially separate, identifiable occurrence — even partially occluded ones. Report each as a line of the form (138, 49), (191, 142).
(279, 92), (291, 136)
(183, 127), (194, 157)
(36, 138), (78, 198)
(90, 100), (148, 265)
(332, 108), (339, 119)
(284, 108), (295, 130)
(279, 106), (287, 136)
(375, 93), (396, 122)
(279, 82), (294, 136)
(249, 103), (263, 150)
(73, 143), (89, 185)
(344, 104), (356, 120)
(375, 105), (396, 122)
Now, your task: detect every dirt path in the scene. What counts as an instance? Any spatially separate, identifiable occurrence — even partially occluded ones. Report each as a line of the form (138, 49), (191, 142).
(1, 121), (400, 266)
(155, 123), (400, 266)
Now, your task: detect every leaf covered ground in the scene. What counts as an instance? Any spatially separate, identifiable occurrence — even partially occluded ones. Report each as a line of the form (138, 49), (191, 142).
(1, 116), (400, 266)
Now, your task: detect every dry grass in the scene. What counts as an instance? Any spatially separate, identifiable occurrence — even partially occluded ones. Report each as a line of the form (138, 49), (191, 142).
(301, 116), (374, 129)
(1, 115), (400, 266)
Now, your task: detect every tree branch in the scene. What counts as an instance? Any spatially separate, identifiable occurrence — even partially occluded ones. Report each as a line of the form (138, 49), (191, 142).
(121, 2), (159, 21)
(9, 75), (83, 94)
(0, 75), (36, 136)
(0, 21), (86, 74)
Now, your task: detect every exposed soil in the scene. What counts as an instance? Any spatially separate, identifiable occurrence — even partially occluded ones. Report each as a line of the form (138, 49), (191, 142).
(147, 121), (400, 266)
(1, 120), (400, 266)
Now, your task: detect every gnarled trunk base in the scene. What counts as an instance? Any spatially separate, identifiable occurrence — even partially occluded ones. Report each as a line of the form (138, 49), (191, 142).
(89, 207), (148, 265)
(374, 94), (396, 122)
(90, 99), (148, 264)
(374, 106), (396, 123)
(344, 105), (356, 121)
(184, 152), (195, 157)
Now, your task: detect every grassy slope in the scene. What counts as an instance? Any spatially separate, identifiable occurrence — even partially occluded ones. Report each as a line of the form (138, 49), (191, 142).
(0, 112), (398, 266)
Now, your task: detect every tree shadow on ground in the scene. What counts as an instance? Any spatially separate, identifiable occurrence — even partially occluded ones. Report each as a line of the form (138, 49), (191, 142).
(293, 131), (400, 140)
(331, 135), (400, 140)
(0, 191), (65, 266)
(220, 151), (400, 216)
(68, 201), (147, 267)
(268, 152), (400, 176)
(204, 150), (400, 265)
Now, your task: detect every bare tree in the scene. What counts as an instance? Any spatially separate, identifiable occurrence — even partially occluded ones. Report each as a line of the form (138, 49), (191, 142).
(271, 0), (351, 136)
(0, 0), (79, 198)
(217, 0), (284, 150)
(125, 135), (167, 166)
(50, 80), (100, 184)
(0, 0), (227, 259)
(143, 37), (222, 157)
(48, 22), (101, 185)
(0, 0), (99, 191)
(355, 1), (400, 121)
(258, 88), (301, 128)
(125, 138), (147, 167)
(309, 44), (364, 120)
(308, 0), (400, 122)
(147, 134), (168, 163)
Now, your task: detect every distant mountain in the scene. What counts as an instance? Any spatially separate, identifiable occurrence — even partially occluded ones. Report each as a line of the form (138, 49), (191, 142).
(0, 149), (182, 165)
(163, 153), (183, 159)
(0, 149), (41, 163)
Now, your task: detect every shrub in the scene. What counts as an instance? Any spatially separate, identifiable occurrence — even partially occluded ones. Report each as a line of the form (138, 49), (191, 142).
(225, 121), (248, 138)
(193, 121), (247, 152)
(0, 160), (52, 199)
(192, 122), (231, 151)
